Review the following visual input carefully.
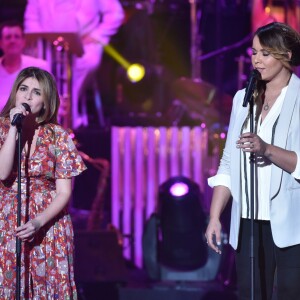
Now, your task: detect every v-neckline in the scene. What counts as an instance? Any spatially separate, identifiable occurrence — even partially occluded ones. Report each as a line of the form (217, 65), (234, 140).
(23, 126), (42, 160)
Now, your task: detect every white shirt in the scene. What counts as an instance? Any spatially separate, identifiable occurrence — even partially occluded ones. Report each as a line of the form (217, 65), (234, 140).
(24, 0), (125, 45)
(241, 86), (287, 220)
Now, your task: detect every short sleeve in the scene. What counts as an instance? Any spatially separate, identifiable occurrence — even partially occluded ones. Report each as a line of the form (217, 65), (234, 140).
(207, 173), (231, 190)
(0, 118), (10, 150)
(54, 127), (87, 179)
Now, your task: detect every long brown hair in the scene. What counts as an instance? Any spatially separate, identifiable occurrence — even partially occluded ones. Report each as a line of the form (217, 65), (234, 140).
(0, 67), (60, 124)
(244, 22), (300, 129)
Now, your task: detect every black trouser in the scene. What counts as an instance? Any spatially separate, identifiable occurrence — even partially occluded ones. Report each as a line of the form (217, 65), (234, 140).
(235, 218), (300, 300)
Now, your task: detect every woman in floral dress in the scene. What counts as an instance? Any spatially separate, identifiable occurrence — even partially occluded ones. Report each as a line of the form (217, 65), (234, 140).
(0, 67), (86, 299)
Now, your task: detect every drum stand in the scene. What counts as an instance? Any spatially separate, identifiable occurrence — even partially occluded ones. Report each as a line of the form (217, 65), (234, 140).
(189, 0), (202, 80)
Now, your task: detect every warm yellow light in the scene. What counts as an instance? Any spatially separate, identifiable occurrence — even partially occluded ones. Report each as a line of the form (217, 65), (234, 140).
(104, 44), (130, 69)
(127, 63), (145, 83)
(103, 43), (146, 83)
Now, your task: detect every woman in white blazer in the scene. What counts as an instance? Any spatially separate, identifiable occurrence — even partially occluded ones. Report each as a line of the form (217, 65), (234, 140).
(206, 22), (300, 300)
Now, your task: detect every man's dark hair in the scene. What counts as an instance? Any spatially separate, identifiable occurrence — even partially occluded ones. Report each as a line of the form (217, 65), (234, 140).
(0, 20), (24, 39)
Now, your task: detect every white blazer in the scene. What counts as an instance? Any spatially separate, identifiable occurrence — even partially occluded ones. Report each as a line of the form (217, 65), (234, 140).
(209, 73), (300, 249)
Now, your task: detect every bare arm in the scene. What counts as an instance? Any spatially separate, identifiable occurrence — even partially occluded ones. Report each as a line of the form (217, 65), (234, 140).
(16, 178), (72, 241)
(264, 144), (297, 173)
(205, 185), (231, 254)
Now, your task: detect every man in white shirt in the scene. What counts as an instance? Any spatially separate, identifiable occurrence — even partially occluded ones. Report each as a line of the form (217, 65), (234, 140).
(24, 0), (125, 129)
(0, 20), (50, 110)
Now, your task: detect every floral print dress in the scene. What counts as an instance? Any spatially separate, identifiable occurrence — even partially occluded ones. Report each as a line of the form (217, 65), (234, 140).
(0, 118), (86, 299)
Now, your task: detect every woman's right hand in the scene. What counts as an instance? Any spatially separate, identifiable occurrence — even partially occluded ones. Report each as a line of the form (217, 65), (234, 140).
(9, 104), (29, 125)
(205, 218), (222, 254)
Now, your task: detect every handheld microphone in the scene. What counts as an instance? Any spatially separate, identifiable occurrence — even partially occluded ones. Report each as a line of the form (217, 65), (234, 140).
(242, 69), (261, 107)
(11, 103), (31, 126)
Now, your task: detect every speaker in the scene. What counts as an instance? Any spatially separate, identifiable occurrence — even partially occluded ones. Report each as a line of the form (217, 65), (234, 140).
(74, 230), (127, 283)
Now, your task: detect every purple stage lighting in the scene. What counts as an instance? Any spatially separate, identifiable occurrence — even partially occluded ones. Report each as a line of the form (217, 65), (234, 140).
(169, 182), (189, 197)
(157, 176), (207, 270)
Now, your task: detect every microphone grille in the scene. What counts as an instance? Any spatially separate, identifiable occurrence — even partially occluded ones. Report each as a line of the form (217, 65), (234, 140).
(22, 103), (31, 113)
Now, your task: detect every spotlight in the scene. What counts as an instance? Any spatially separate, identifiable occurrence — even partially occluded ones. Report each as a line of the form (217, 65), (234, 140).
(169, 182), (189, 197)
(127, 63), (145, 83)
(158, 176), (207, 270)
(143, 176), (223, 281)
(103, 44), (145, 82)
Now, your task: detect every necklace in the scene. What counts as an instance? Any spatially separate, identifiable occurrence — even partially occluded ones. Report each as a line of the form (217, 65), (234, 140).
(263, 91), (282, 111)
(263, 102), (270, 111)
(263, 74), (291, 111)
(263, 94), (278, 111)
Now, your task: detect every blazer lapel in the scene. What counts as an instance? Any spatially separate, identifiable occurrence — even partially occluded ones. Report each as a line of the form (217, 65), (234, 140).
(231, 102), (248, 202)
(270, 74), (300, 199)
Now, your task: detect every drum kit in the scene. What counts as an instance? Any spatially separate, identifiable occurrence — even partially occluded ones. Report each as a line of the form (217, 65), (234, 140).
(171, 77), (232, 125)
(24, 0), (233, 128)
(120, 0), (233, 125)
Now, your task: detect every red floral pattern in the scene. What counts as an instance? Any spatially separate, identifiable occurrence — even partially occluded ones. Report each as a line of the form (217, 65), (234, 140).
(0, 118), (86, 299)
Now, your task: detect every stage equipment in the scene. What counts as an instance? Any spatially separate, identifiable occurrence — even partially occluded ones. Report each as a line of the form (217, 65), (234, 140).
(159, 176), (207, 270)
(25, 33), (146, 129)
(126, 63), (146, 83)
(75, 150), (110, 231)
(25, 32), (83, 129)
(143, 176), (222, 281)
(15, 105), (31, 300)
(251, 0), (300, 33)
(190, 0), (202, 79)
(103, 44), (146, 83)
(74, 230), (127, 283)
(70, 128), (110, 212)
(171, 77), (231, 124)
(111, 126), (211, 268)
(243, 69), (261, 300)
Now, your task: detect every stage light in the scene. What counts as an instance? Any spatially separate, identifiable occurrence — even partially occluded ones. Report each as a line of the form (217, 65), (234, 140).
(142, 176), (223, 281)
(126, 63), (145, 83)
(169, 181), (189, 197)
(158, 176), (207, 270)
(103, 44), (145, 82)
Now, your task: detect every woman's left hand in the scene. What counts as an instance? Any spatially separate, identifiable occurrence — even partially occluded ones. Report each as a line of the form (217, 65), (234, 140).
(15, 219), (42, 242)
(236, 132), (267, 155)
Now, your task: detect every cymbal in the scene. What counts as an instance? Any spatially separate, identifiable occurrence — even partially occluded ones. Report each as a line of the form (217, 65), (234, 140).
(171, 77), (232, 123)
(172, 77), (230, 106)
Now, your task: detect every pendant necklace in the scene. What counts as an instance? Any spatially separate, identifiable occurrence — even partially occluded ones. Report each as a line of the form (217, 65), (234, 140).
(263, 102), (270, 111)
(263, 95), (276, 111)
(263, 74), (291, 111)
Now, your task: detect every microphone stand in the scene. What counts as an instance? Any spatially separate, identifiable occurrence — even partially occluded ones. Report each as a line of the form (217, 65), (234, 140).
(16, 122), (23, 300)
(243, 69), (261, 300)
(243, 75), (258, 300)
(249, 93), (255, 300)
